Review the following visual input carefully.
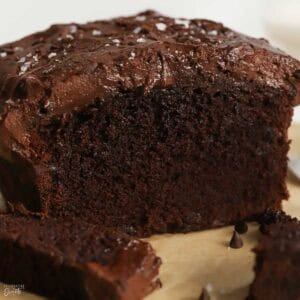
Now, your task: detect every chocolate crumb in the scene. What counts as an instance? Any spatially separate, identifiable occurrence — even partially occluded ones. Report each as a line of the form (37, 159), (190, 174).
(229, 230), (243, 249)
(235, 221), (248, 234)
(199, 288), (210, 300)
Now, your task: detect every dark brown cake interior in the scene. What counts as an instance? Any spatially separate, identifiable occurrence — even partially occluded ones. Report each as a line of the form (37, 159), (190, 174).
(36, 80), (292, 236)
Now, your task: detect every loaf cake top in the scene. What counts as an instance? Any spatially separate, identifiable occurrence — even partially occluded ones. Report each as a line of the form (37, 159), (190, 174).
(0, 10), (299, 118)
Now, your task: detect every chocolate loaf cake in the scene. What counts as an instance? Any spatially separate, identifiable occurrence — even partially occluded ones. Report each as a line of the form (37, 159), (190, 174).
(248, 212), (300, 300)
(0, 11), (300, 236)
(0, 215), (161, 300)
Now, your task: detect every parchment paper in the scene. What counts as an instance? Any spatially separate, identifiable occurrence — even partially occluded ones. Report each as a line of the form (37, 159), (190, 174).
(1, 125), (300, 300)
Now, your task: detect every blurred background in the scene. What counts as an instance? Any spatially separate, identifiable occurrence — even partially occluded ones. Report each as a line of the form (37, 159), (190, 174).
(1, 0), (300, 119)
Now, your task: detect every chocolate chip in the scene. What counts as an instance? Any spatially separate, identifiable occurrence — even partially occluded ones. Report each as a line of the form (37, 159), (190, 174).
(199, 288), (210, 300)
(235, 221), (248, 234)
(229, 230), (243, 249)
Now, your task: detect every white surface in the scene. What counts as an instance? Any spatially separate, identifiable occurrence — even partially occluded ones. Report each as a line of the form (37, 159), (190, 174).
(264, 0), (300, 58)
(263, 0), (300, 122)
(0, 0), (299, 120)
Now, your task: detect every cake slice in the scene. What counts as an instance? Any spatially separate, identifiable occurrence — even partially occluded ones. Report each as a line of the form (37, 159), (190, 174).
(0, 11), (299, 236)
(0, 214), (161, 300)
(248, 212), (300, 300)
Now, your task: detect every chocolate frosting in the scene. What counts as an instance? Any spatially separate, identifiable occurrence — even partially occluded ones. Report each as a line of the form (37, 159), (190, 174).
(83, 240), (161, 300)
(0, 10), (299, 118)
(0, 10), (299, 162)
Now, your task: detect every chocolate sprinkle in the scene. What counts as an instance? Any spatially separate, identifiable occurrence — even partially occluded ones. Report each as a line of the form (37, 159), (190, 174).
(199, 288), (210, 300)
(229, 230), (243, 249)
(235, 221), (248, 234)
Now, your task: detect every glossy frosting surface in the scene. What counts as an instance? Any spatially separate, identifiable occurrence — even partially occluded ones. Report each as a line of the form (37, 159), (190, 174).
(0, 10), (299, 118)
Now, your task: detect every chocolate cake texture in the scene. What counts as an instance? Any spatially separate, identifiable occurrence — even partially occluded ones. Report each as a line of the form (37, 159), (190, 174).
(0, 10), (300, 237)
(0, 10), (300, 300)
(0, 215), (161, 300)
(248, 213), (300, 300)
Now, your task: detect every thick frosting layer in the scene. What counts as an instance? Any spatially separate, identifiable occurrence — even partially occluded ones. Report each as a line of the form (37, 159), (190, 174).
(0, 10), (299, 119)
(83, 240), (161, 300)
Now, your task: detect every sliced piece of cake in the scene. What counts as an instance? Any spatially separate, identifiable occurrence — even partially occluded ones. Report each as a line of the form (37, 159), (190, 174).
(248, 211), (300, 300)
(0, 11), (299, 236)
(0, 214), (161, 300)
